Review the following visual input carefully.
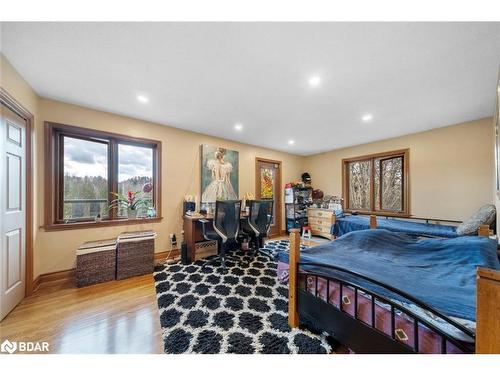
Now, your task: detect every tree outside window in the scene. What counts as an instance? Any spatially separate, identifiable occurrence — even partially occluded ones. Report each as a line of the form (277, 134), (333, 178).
(343, 150), (408, 216)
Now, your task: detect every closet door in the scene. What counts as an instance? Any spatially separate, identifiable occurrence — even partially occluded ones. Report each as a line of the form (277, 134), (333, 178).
(0, 104), (26, 321)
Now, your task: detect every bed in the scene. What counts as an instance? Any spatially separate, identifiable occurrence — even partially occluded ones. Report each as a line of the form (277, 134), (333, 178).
(278, 228), (500, 353)
(331, 204), (496, 239)
(331, 215), (460, 238)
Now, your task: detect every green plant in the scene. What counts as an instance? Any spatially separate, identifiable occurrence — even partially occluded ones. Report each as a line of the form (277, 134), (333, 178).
(109, 190), (150, 212)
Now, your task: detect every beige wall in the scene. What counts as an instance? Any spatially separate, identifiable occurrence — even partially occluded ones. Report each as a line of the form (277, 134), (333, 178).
(0, 55), (38, 116)
(0, 53), (40, 232)
(34, 99), (304, 276)
(1, 54), (41, 278)
(1, 53), (304, 277)
(305, 118), (495, 221)
(494, 95), (500, 237)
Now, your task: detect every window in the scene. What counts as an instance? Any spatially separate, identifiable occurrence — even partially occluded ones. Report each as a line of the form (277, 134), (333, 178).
(342, 149), (409, 216)
(118, 143), (153, 218)
(45, 122), (162, 229)
(63, 136), (109, 220)
(347, 160), (371, 210)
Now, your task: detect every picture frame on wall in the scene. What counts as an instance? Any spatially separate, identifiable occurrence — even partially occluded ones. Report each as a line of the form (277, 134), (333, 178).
(200, 144), (239, 205)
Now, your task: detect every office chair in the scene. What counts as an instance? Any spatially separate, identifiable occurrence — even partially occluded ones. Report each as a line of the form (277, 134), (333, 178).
(242, 200), (274, 259)
(199, 200), (241, 273)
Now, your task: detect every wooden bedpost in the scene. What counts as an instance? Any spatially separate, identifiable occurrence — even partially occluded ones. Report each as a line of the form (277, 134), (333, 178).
(288, 228), (300, 328)
(369, 215), (377, 229)
(331, 213), (337, 239)
(476, 267), (500, 353)
(478, 225), (490, 237)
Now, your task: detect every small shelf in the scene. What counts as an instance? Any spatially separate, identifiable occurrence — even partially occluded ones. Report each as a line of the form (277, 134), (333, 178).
(285, 186), (313, 232)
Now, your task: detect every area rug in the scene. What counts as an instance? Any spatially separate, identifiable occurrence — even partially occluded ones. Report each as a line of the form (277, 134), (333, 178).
(258, 238), (307, 257)
(153, 240), (331, 354)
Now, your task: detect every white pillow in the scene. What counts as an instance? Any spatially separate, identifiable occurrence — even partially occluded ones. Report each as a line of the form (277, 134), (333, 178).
(456, 204), (496, 236)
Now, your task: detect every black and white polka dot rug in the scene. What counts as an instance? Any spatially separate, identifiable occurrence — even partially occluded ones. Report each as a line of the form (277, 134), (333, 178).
(153, 240), (331, 354)
(259, 238), (307, 258)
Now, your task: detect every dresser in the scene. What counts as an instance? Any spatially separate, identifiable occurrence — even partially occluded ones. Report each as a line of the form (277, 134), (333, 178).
(307, 208), (335, 240)
(476, 267), (500, 353)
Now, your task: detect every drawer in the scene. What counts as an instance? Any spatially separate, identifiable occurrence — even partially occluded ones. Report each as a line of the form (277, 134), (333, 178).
(307, 209), (333, 219)
(311, 229), (333, 240)
(308, 216), (333, 226)
(310, 223), (332, 234)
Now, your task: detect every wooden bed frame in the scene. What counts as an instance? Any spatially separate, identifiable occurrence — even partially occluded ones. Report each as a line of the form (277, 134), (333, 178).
(287, 228), (500, 354)
(366, 214), (491, 234)
(330, 213), (493, 237)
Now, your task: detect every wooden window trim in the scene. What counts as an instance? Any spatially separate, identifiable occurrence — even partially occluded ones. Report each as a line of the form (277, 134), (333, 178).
(43, 121), (162, 231)
(342, 149), (410, 217)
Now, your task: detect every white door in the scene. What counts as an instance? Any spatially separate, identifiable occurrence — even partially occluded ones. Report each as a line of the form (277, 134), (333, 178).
(0, 104), (26, 321)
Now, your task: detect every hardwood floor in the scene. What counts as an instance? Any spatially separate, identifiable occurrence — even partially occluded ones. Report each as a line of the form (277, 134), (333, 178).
(0, 235), (324, 354)
(0, 275), (164, 354)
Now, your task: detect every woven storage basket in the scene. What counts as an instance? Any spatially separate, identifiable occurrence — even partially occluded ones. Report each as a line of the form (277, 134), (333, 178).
(194, 240), (218, 260)
(116, 231), (156, 280)
(76, 239), (116, 287)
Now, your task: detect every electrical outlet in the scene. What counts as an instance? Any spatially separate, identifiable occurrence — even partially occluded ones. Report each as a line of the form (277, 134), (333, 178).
(170, 233), (177, 249)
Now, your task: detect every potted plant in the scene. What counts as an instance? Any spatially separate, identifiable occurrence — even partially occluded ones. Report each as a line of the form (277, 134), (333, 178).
(109, 190), (150, 219)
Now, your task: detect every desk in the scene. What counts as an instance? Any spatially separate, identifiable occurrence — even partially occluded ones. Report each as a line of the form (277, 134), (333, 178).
(183, 213), (248, 263)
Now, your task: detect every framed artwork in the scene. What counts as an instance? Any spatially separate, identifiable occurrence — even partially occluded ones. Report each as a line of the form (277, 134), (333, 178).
(260, 168), (274, 199)
(201, 145), (239, 203)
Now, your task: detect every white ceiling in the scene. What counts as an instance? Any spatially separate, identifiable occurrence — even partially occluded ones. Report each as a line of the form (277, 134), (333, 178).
(1, 22), (500, 155)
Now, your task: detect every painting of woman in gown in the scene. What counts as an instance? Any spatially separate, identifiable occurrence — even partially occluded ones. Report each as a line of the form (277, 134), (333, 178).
(201, 145), (239, 203)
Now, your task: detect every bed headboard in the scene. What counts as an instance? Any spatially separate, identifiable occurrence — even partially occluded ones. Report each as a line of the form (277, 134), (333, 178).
(478, 225), (490, 237)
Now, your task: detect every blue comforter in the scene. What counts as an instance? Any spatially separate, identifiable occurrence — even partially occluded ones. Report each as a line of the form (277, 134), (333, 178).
(331, 215), (459, 238)
(277, 229), (500, 321)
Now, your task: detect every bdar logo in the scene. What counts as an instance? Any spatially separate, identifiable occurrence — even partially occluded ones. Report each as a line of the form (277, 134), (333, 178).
(1, 339), (17, 354)
(0, 339), (49, 353)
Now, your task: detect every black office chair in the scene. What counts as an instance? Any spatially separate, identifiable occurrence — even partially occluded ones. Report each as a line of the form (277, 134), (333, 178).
(242, 200), (274, 259)
(199, 200), (241, 273)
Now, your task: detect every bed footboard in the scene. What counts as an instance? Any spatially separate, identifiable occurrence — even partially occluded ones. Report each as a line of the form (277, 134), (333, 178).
(287, 230), (477, 354)
(288, 228), (300, 328)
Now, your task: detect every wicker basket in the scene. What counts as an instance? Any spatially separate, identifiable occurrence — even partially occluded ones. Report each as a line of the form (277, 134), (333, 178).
(194, 240), (218, 260)
(116, 231), (156, 280)
(76, 239), (116, 287)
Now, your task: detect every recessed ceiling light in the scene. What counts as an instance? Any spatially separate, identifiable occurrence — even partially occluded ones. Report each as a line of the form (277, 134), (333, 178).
(308, 76), (321, 87)
(137, 95), (149, 103)
(362, 113), (373, 122)
(288, 139), (295, 145)
(234, 123), (243, 131)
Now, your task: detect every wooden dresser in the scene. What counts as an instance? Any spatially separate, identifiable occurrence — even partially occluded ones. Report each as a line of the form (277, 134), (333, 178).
(476, 267), (500, 353)
(307, 208), (335, 240)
